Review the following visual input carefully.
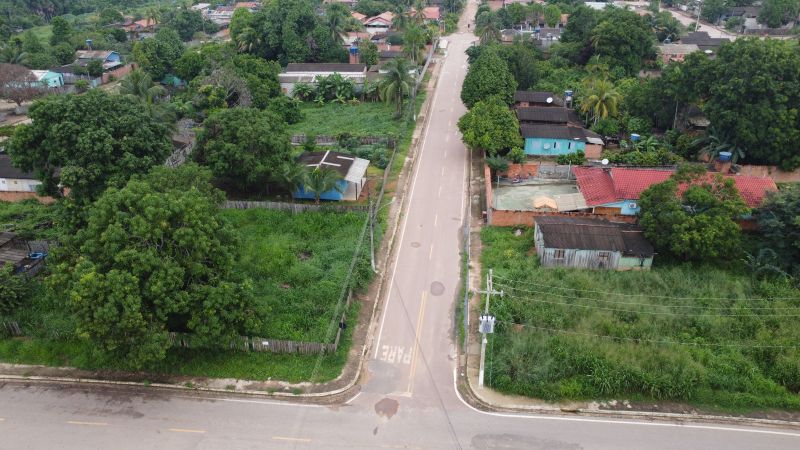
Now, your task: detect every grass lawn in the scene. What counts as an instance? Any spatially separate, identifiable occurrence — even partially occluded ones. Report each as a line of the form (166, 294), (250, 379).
(480, 226), (800, 411)
(287, 101), (407, 137)
(221, 208), (371, 342)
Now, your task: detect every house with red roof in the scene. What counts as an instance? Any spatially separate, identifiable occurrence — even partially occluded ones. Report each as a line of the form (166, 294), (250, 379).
(363, 11), (394, 35)
(572, 166), (778, 215)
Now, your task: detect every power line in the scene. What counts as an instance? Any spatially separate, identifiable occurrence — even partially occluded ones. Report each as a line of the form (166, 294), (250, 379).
(494, 281), (800, 312)
(492, 273), (800, 302)
(492, 287), (800, 318)
(496, 320), (800, 349)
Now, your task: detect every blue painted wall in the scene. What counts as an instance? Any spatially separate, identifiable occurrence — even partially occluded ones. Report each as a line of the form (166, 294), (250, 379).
(597, 200), (640, 215)
(294, 179), (348, 201)
(524, 137), (585, 156)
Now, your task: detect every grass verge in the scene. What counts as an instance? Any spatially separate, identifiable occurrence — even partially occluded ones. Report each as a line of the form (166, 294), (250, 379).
(480, 226), (800, 412)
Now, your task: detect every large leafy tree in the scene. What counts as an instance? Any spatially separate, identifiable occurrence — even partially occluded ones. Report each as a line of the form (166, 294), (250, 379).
(589, 9), (654, 76)
(758, 185), (800, 276)
(458, 96), (523, 157)
(697, 39), (800, 170)
(194, 108), (293, 191)
(6, 90), (172, 207)
(460, 48), (517, 108)
(494, 43), (539, 90)
(133, 28), (184, 80)
(49, 16), (72, 46)
(758, 0), (800, 28)
(54, 164), (260, 369)
(638, 166), (750, 262)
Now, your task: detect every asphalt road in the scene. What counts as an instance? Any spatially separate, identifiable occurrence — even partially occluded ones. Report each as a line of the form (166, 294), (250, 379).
(1, 3), (798, 449)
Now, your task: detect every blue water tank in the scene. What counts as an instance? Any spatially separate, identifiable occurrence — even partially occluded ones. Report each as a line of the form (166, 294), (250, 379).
(631, 133), (641, 142)
(349, 45), (359, 55)
(718, 151), (732, 162)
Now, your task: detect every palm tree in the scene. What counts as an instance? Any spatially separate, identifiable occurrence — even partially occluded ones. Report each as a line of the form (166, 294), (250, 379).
(379, 58), (414, 118)
(120, 69), (166, 104)
(303, 167), (343, 205)
(274, 162), (306, 201)
(236, 26), (260, 53)
(403, 25), (426, 64)
(476, 11), (501, 45)
(743, 248), (790, 286)
(580, 79), (621, 126)
(411, 1), (427, 25)
(325, 2), (349, 44)
(0, 39), (28, 65)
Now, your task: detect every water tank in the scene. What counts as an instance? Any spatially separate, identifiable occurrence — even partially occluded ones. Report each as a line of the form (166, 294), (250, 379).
(349, 45), (358, 55)
(630, 133), (641, 142)
(718, 151), (732, 162)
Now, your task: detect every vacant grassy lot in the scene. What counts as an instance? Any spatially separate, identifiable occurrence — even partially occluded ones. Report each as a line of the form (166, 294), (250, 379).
(221, 208), (371, 342)
(288, 102), (406, 137)
(480, 226), (800, 411)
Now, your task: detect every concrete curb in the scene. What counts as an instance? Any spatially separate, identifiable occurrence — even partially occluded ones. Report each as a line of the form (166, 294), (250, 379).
(458, 372), (800, 429)
(0, 52), (446, 404)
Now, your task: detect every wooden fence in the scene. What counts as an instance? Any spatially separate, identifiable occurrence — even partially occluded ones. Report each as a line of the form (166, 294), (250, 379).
(223, 200), (369, 213)
(291, 134), (395, 147)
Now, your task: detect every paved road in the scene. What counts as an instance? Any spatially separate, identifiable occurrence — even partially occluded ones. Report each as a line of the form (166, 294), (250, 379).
(665, 8), (736, 39)
(1, 2), (799, 449)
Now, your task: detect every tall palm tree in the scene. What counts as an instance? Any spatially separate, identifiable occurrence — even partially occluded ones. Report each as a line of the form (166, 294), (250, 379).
(580, 79), (621, 125)
(411, 1), (427, 25)
(274, 162), (306, 201)
(379, 58), (414, 118)
(120, 69), (166, 104)
(403, 25), (426, 64)
(236, 26), (260, 53)
(476, 11), (501, 45)
(325, 2), (349, 44)
(303, 167), (343, 205)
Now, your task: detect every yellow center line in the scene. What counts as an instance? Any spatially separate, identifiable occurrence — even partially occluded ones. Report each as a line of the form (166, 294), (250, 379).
(67, 421), (107, 426)
(407, 291), (428, 394)
(169, 428), (206, 434)
(272, 436), (312, 443)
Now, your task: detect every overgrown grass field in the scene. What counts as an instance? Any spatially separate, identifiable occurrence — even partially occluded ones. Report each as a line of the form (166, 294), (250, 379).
(0, 200), (60, 240)
(288, 102), (406, 137)
(481, 226), (800, 411)
(221, 208), (371, 342)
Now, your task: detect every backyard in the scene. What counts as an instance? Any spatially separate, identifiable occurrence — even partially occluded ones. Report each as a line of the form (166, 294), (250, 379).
(480, 226), (800, 411)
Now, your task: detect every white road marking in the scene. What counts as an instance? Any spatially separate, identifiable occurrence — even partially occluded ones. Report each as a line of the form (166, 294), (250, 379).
(169, 428), (206, 434)
(429, 244), (434, 260)
(441, 167), (445, 177)
(434, 214), (438, 227)
(273, 436), (312, 442)
(452, 369), (800, 437)
(67, 421), (107, 426)
(407, 291), (429, 394)
(438, 186), (442, 198)
(344, 391), (362, 404)
(445, 134), (450, 143)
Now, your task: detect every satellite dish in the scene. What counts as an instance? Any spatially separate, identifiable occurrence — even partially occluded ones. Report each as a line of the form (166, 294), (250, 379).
(546, 97), (553, 104)
(704, 49), (713, 54)
(601, 159), (609, 165)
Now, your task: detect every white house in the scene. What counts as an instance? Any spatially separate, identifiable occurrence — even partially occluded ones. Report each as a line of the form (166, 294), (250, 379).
(0, 154), (42, 201)
(279, 63), (367, 96)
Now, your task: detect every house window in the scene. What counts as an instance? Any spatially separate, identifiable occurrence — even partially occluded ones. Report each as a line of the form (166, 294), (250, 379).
(568, 142), (572, 150)
(598, 251), (610, 262)
(553, 249), (565, 259)
(553, 141), (558, 149)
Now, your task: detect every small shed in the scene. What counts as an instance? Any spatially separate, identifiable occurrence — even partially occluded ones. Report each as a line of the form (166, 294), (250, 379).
(294, 151), (369, 201)
(534, 216), (654, 270)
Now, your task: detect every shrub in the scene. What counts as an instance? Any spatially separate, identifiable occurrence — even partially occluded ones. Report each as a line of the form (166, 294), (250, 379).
(507, 147), (526, 164)
(556, 151), (586, 165)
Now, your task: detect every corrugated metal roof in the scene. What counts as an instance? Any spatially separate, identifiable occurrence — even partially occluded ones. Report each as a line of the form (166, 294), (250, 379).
(284, 63), (366, 73)
(514, 91), (564, 106)
(520, 124), (602, 143)
(535, 216), (654, 256)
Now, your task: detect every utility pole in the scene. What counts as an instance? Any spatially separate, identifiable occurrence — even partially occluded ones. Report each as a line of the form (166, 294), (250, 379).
(695, 1), (703, 32)
(475, 268), (502, 387)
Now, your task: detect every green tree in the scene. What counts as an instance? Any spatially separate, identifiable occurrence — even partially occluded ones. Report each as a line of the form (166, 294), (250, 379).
(50, 42), (75, 65)
(561, 5), (599, 45)
(302, 166), (343, 204)
(403, 25), (426, 64)
(700, 0), (728, 23)
(55, 164), (260, 369)
(495, 42), (539, 90)
(590, 9), (654, 76)
(6, 90), (172, 207)
(133, 28), (184, 80)
(379, 57), (414, 117)
(544, 5), (561, 28)
(86, 59), (103, 77)
(194, 108), (293, 191)
(758, 185), (800, 276)
(50, 16), (72, 46)
(758, 0), (800, 28)
(457, 96), (523, 156)
(698, 39), (800, 169)
(98, 8), (124, 26)
(638, 166), (750, 262)
(165, 8), (205, 41)
(475, 11), (501, 45)
(461, 48), (517, 108)
(580, 78), (622, 125)
(0, 264), (28, 314)
(358, 39), (379, 70)
(120, 69), (167, 104)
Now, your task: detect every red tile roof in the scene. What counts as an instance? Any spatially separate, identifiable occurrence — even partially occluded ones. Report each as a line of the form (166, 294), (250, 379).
(572, 167), (777, 208)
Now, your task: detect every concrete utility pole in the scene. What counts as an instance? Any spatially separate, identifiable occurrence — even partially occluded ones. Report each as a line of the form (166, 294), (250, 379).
(475, 268), (502, 387)
(695, 1), (703, 32)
